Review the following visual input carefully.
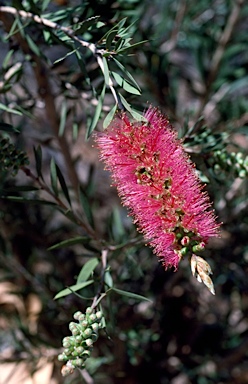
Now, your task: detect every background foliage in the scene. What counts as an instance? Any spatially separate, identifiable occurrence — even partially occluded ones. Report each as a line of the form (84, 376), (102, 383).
(0, 0), (248, 383)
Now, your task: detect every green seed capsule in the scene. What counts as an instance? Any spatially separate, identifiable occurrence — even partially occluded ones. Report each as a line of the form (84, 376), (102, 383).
(63, 340), (72, 348)
(75, 346), (84, 355)
(64, 348), (73, 356)
(69, 322), (77, 331)
(75, 335), (83, 343)
(72, 350), (79, 357)
(78, 314), (86, 322)
(71, 327), (80, 336)
(91, 323), (99, 332)
(95, 312), (101, 320)
(73, 311), (82, 320)
(88, 313), (96, 324)
(58, 353), (68, 361)
(180, 247), (188, 256)
(85, 338), (93, 347)
(238, 170), (246, 178)
(86, 307), (93, 315)
(73, 358), (84, 368)
(81, 319), (88, 328)
(82, 350), (91, 360)
(91, 332), (98, 342)
(84, 328), (93, 337)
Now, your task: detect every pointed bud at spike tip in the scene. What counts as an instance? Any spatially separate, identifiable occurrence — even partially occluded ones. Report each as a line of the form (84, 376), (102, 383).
(191, 255), (215, 295)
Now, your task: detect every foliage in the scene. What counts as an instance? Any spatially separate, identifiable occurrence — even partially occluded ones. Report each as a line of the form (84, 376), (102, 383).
(0, 0), (248, 383)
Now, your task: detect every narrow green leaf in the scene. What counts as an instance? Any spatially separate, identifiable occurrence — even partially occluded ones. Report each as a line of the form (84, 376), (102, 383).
(26, 34), (41, 56)
(54, 280), (94, 299)
(110, 288), (152, 302)
(86, 85), (106, 138)
(112, 72), (140, 95)
(75, 50), (91, 87)
(112, 206), (125, 241)
(118, 94), (144, 121)
(79, 187), (94, 228)
(99, 19), (126, 43)
(0, 103), (22, 116)
(104, 271), (113, 288)
(102, 56), (110, 85)
(74, 16), (100, 36)
(53, 49), (78, 65)
(5, 18), (20, 39)
(112, 57), (141, 91)
(77, 258), (99, 283)
(2, 49), (15, 70)
(72, 121), (79, 141)
(106, 30), (117, 50)
(1, 196), (57, 206)
(58, 101), (67, 136)
(47, 236), (90, 251)
(55, 164), (71, 206)
(3, 186), (39, 193)
(41, 0), (51, 11)
(103, 104), (117, 129)
(33, 145), (43, 179)
(50, 158), (58, 196)
(117, 40), (148, 53)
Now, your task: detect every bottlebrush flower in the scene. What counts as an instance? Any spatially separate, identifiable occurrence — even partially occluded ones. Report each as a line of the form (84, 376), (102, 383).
(95, 107), (220, 293)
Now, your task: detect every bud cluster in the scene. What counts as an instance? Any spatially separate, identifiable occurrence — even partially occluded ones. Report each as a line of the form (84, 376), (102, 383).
(58, 307), (104, 376)
(211, 150), (248, 179)
(0, 135), (29, 175)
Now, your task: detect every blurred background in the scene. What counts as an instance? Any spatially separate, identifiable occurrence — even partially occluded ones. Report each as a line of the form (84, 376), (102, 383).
(0, 0), (248, 383)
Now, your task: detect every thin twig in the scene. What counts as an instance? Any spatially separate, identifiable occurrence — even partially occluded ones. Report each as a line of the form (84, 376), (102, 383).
(79, 368), (95, 384)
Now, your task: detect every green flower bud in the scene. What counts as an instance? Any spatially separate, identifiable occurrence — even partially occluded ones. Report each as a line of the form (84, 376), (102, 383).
(192, 242), (205, 253)
(180, 247), (188, 256)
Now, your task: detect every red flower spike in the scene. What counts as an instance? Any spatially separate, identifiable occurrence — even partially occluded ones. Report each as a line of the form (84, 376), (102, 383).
(95, 107), (220, 277)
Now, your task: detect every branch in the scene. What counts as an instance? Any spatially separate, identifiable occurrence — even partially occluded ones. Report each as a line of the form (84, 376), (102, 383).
(0, 6), (98, 54)
(196, 0), (244, 118)
(92, 248), (108, 308)
(21, 166), (98, 240)
(0, 5), (121, 107)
